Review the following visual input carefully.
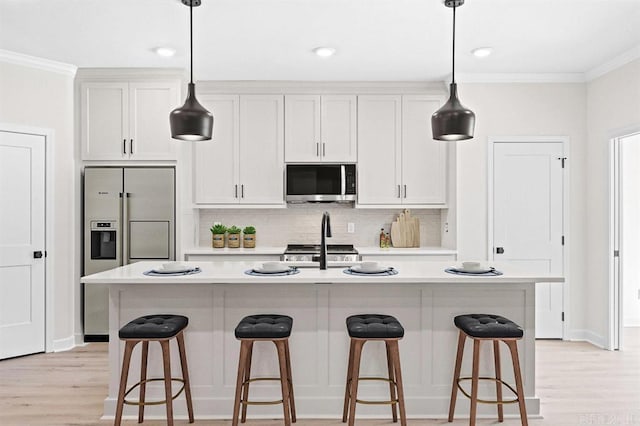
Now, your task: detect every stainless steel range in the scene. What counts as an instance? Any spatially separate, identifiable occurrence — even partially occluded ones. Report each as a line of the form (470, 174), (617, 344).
(282, 244), (359, 263)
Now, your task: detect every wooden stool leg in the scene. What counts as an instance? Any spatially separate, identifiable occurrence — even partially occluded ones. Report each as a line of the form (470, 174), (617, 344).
(469, 339), (481, 426)
(115, 340), (137, 426)
(138, 341), (149, 423)
(284, 340), (297, 423)
(240, 341), (254, 423)
(385, 341), (398, 423)
(342, 339), (356, 422)
(448, 330), (466, 422)
(176, 331), (195, 423)
(388, 340), (407, 426)
(275, 340), (292, 426)
(160, 340), (174, 426)
(232, 340), (250, 426)
(493, 340), (504, 422)
(506, 340), (528, 426)
(347, 340), (365, 426)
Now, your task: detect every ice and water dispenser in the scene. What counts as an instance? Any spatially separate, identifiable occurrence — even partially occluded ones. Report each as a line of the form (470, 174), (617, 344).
(90, 221), (117, 260)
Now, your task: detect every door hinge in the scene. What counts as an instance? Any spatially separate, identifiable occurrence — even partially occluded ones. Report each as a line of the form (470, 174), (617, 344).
(614, 250), (620, 257)
(561, 312), (565, 322)
(561, 235), (565, 245)
(557, 157), (567, 168)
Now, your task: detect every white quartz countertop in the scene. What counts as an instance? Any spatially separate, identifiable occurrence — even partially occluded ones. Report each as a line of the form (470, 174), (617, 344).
(183, 246), (456, 256)
(81, 260), (563, 285)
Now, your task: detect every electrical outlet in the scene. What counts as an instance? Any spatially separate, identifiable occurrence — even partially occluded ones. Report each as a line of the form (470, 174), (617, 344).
(444, 222), (449, 233)
(347, 222), (355, 233)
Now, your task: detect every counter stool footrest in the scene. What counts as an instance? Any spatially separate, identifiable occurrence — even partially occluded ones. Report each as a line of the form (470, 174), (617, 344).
(123, 378), (186, 406)
(456, 376), (519, 404)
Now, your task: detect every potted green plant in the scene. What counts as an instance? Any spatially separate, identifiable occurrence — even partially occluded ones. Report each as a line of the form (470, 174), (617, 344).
(227, 225), (242, 248)
(242, 226), (256, 248)
(210, 224), (227, 248)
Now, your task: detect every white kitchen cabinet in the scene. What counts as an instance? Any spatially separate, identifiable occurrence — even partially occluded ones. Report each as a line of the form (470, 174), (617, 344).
(193, 94), (284, 205)
(357, 95), (447, 206)
(80, 80), (180, 160)
(285, 95), (357, 162)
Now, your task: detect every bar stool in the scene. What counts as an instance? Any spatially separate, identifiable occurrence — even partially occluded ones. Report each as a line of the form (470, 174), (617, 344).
(448, 314), (528, 426)
(342, 314), (407, 426)
(114, 314), (194, 426)
(232, 314), (296, 426)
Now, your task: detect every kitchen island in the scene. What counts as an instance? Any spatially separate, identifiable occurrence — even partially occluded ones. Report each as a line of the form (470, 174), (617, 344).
(81, 261), (563, 421)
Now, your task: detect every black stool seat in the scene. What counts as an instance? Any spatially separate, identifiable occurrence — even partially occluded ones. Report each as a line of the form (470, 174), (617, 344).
(119, 314), (188, 339)
(235, 314), (293, 339)
(346, 314), (404, 339)
(454, 314), (523, 339)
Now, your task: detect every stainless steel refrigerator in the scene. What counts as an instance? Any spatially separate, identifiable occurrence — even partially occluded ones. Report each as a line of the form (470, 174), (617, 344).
(83, 167), (175, 340)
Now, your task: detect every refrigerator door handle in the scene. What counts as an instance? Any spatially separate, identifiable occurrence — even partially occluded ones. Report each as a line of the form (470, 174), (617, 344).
(122, 192), (130, 265)
(118, 192), (124, 266)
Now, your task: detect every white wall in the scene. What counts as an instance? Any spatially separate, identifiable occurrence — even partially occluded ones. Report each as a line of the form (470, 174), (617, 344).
(621, 133), (640, 327)
(587, 59), (640, 344)
(0, 60), (77, 349)
(455, 82), (588, 339)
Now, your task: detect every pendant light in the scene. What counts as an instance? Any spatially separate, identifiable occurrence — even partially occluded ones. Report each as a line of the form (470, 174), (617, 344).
(431, 0), (475, 141)
(170, 0), (213, 141)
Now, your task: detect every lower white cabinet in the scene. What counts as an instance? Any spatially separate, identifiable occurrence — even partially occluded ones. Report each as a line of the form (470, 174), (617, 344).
(360, 254), (456, 262)
(193, 95), (284, 205)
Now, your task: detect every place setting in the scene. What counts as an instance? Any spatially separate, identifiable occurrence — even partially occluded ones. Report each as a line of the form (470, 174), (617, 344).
(144, 262), (202, 277)
(245, 261), (300, 276)
(344, 261), (398, 276)
(445, 261), (503, 276)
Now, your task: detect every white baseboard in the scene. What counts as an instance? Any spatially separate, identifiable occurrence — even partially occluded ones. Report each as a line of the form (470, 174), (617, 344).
(52, 335), (76, 352)
(565, 329), (607, 348)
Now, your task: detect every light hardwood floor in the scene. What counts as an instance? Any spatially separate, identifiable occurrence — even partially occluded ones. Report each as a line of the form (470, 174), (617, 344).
(1, 329), (639, 426)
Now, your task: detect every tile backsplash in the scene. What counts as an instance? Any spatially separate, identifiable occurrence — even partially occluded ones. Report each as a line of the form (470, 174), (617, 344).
(199, 204), (442, 247)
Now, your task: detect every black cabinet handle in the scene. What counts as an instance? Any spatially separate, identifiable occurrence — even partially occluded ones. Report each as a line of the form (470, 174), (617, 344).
(123, 139), (127, 154)
(130, 139), (134, 154)
(33, 251), (43, 259)
(496, 247), (505, 254)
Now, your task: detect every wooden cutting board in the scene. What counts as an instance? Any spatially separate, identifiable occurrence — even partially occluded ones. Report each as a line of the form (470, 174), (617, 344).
(390, 209), (420, 247)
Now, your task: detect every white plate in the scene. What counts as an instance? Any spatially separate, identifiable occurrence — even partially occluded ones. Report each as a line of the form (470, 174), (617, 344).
(453, 266), (494, 274)
(253, 265), (291, 274)
(350, 265), (391, 274)
(152, 266), (196, 274)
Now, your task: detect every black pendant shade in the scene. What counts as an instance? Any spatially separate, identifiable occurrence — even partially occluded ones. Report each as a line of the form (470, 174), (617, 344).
(432, 0), (475, 141)
(170, 0), (213, 141)
(431, 83), (475, 141)
(170, 83), (213, 141)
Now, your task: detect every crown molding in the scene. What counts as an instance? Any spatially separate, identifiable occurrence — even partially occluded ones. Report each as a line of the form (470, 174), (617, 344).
(585, 45), (640, 82)
(0, 49), (77, 76)
(455, 73), (586, 84)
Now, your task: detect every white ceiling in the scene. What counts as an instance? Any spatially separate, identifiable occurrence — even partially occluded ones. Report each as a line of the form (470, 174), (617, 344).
(1, 0), (639, 81)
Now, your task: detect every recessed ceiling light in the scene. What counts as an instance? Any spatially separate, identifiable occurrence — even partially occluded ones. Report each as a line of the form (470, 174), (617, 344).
(313, 47), (336, 58)
(154, 47), (176, 57)
(471, 47), (492, 58)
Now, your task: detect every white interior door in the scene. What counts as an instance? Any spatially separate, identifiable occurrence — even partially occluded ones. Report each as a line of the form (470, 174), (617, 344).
(0, 130), (46, 359)
(492, 140), (564, 338)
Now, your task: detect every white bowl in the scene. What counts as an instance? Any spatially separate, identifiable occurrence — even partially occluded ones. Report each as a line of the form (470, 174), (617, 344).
(359, 261), (380, 272)
(262, 261), (285, 272)
(461, 261), (483, 271)
(162, 262), (188, 272)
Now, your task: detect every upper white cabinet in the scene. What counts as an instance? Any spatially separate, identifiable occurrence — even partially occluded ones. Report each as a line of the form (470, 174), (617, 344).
(285, 95), (356, 163)
(193, 95), (284, 205)
(80, 80), (180, 160)
(357, 95), (447, 206)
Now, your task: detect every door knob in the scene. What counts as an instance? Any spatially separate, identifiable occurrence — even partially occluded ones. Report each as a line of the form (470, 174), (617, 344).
(495, 247), (505, 254)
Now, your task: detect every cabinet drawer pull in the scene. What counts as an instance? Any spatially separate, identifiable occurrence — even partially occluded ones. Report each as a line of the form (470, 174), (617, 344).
(403, 184), (407, 198)
(241, 184), (245, 198)
(322, 143), (326, 157)
(397, 185), (401, 198)
(123, 139), (127, 154)
(235, 184), (238, 198)
(316, 142), (320, 157)
(130, 139), (134, 154)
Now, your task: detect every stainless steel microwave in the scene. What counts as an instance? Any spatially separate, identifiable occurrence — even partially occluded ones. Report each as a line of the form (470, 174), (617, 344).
(286, 164), (356, 202)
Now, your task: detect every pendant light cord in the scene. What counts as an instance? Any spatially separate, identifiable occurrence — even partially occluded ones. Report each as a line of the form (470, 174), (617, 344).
(190, 1), (194, 84)
(451, 4), (456, 85)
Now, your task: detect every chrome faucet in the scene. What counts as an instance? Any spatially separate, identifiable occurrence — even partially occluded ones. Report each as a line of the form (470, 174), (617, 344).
(318, 211), (332, 270)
